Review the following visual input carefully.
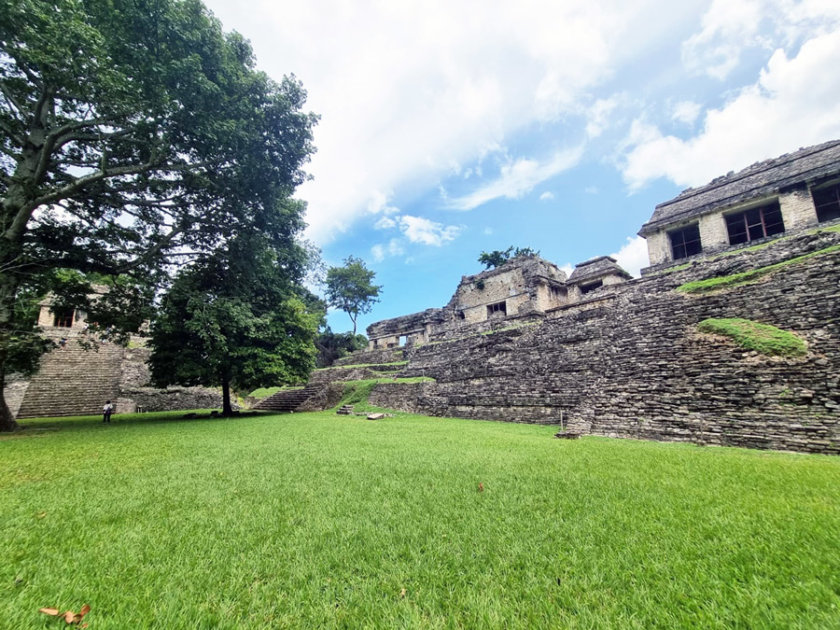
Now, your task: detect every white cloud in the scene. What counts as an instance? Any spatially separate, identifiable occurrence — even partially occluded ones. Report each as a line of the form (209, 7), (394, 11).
(399, 215), (461, 246)
(202, 0), (700, 244)
(681, 0), (840, 80)
(539, 191), (555, 202)
(681, 0), (764, 80)
(622, 28), (840, 190)
(611, 235), (649, 277)
(585, 95), (623, 138)
(447, 147), (584, 211)
(671, 100), (702, 125)
(584, 186), (599, 194)
(374, 216), (397, 230)
(371, 238), (405, 262)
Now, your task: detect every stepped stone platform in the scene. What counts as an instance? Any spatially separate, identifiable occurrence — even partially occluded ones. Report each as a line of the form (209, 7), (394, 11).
(252, 384), (326, 413)
(16, 331), (124, 418)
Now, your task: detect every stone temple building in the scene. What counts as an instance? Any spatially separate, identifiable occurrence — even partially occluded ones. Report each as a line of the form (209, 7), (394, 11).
(367, 254), (633, 350)
(638, 139), (840, 272)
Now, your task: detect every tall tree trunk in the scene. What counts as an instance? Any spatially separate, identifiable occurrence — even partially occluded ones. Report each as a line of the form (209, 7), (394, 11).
(0, 364), (19, 432)
(0, 272), (21, 432)
(221, 375), (233, 416)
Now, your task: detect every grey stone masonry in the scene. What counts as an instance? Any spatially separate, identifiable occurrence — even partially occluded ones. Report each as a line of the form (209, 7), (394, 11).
(367, 228), (840, 454)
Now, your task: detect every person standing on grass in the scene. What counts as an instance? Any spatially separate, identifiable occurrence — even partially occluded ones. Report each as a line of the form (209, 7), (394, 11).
(103, 400), (113, 423)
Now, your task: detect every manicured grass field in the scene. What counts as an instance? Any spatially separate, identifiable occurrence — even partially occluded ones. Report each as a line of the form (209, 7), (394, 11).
(2, 411), (839, 628)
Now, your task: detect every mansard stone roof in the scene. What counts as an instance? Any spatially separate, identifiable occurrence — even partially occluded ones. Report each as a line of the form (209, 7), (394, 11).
(638, 139), (840, 236)
(568, 256), (631, 284)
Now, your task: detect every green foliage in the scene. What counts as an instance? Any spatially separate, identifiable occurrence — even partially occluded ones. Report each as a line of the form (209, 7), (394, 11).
(697, 318), (808, 357)
(0, 0), (317, 429)
(2, 412), (839, 628)
(325, 256), (382, 334)
(315, 327), (368, 367)
(677, 244), (840, 293)
(148, 233), (321, 414)
(478, 246), (540, 269)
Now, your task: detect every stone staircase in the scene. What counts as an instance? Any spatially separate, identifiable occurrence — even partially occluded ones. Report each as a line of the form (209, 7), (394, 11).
(252, 384), (324, 413)
(16, 333), (125, 418)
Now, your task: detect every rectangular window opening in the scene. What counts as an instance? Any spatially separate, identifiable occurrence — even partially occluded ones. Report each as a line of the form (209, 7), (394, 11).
(812, 182), (840, 223)
(668, 223), (702, 261)
(579, 280), (603, 295)
(52, 308), (74, 328)
(725, 200), (785, 245)
(486, 301), (507, 317)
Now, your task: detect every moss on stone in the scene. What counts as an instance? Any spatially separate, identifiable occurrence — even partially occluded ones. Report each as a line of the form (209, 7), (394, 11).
(677, 244), (840, 294)
(697, 318), (807, 357)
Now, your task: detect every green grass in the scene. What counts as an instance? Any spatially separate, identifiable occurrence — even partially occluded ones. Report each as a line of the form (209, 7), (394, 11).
(697, 318), (808, 357)
(2, 412), (839, 629)
(677, 243), (840, 293)
(339, 378), (435, 413)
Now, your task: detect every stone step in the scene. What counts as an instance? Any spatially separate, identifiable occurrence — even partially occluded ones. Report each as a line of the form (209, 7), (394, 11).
(17, 341), (125, 418)
(252, 385), (324, 412)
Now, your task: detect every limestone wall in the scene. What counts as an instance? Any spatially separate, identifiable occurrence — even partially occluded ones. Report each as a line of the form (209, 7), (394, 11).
(377, 230), (840, 454)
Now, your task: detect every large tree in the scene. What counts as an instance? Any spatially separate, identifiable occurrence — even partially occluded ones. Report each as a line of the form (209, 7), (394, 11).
(148, 230), (321, 416)
(0, 0), (317, 430)
(325, 256), (381, 335)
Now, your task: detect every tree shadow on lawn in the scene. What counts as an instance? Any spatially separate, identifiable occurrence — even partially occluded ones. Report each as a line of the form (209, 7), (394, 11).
(8, 409), (276, 436)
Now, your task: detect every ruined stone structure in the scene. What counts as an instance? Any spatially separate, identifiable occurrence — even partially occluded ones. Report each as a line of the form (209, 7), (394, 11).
(357, 141), (840, 454)
(639, 139), (840, 271)
(367, 254), (632, 349)
(6, 296), (221, 419)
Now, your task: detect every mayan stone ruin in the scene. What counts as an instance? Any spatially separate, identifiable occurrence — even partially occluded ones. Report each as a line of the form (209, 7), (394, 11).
(313, 140), (840, 454)
(8, 140), (840, 454)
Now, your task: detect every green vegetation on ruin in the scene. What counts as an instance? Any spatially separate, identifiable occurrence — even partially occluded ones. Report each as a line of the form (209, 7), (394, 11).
(677, 243), (840, 293)
(2, 410), (838, 628)
(247, 386), (305, 399)
(316, 360), (408, 371)
(339, 377), (435, 413)
(697, 318), (808, 357)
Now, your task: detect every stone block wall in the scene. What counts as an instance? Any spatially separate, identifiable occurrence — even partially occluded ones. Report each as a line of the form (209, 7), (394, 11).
(373, 230), (840, 454)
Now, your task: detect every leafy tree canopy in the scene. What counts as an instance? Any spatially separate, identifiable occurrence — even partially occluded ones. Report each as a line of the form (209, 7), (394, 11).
(0, 0), (317, 430)
(315, 327), (368, 368)
(478, 246), (540, 269)
(325, 256), (381, 335)
(148, 232), (322, 415)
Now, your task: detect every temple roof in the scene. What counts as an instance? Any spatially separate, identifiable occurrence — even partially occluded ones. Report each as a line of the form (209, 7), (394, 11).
(568, 256), (631, 284)
(639, 139), (840, 236)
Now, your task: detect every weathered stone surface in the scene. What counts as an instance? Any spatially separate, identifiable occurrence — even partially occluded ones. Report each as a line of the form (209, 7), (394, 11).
(365, 230), (840, 454)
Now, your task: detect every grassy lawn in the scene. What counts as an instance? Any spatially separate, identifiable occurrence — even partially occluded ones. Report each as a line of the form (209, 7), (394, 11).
(2, 411), (839, 629)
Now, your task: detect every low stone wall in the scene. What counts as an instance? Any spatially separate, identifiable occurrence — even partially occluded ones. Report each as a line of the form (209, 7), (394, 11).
(367, 382), (431, 414)
(119, 386), (222, 413)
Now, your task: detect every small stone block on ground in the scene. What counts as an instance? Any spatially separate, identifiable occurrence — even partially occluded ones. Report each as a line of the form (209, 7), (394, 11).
(554, 431), (580, 439)
(367, 413), (386, 420)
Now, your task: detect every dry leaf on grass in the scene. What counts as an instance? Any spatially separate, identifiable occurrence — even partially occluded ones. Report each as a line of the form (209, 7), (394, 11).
(400, 588), (406, 598)
(39, 604), (90, 624)
(478, 482), (484, 492)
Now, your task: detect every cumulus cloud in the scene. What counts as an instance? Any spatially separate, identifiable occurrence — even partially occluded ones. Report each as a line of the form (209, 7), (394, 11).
(539, 191), (555, 201)
(371, 238), (405, 262)
(622, 28), (840, 190)
(610, 235), (649, 277)
(671, 100), (702, 125)
(681, 0), (840, 80)
(447, 147), (584, 211)
(399, 215), (461, 246)
(374, 216), (397, 230)
(202, 0), (700, 243)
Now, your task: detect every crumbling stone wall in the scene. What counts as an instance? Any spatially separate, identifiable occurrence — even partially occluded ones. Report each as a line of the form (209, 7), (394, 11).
(379, 230), (840, 454)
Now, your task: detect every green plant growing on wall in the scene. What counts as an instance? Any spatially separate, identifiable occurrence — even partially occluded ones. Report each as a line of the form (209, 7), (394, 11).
(697, 318), (807, 357)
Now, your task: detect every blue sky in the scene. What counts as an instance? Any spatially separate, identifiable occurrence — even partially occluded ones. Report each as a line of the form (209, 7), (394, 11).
(203, 0), (840, 334)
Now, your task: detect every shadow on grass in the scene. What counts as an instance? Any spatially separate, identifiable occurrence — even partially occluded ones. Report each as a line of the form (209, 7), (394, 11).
(8, 408), (282, 436)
